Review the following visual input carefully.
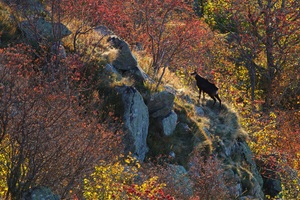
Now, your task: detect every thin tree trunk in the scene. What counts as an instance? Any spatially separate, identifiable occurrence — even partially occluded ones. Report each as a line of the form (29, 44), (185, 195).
(249, 66), (256, 102)
(264, 0), (276, 105)
(155, 65), (168, 91)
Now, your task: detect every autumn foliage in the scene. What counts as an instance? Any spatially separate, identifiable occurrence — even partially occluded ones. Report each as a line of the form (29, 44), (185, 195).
(83, 155), (175, 200)
(62, 0), (212, 87)
(0, 0), (299, 199)
(0, 44), (124, 199)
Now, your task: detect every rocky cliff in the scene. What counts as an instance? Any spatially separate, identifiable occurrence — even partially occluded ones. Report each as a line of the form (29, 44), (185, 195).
(99, 33), (265, 199)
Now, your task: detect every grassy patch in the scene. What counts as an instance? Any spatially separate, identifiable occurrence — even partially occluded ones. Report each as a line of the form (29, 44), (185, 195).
(146, 95), (214, 168)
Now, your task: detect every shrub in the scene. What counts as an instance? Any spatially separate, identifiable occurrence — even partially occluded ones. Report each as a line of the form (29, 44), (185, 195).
(189, 151), (232, 200)
(83, 155), (174, 200)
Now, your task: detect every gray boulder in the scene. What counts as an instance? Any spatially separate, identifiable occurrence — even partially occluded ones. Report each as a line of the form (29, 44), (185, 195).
(116, 85), (149, 161)
(106, 36), (137, 70)
(147, 91), (175, 118)
(161, 111), (178, 136)
(207, 110), (264, 199)
(241, 143), (264, 187)
(106, 35), (149, 82)
(214, 138), (264, 199)
(19, 18), (71, 43)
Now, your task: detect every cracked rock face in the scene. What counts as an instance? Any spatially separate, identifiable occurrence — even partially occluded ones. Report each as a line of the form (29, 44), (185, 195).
(116, 86), (149, 161)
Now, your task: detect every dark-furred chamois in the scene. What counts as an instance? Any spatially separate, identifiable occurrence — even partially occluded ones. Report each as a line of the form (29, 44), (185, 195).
(191, 71), (221, 108)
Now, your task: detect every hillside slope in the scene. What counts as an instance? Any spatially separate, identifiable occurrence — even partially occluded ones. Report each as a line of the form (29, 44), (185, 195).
(98, 33), (265, 199)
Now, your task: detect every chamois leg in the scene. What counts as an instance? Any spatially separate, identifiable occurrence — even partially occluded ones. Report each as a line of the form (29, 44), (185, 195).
(215, 94), (222, 108)
(198, 89), (202, 104)
(210, 95), (217, 107)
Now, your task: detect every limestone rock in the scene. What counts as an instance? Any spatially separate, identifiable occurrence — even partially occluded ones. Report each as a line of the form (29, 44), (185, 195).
(161, 111), (178, 136)
(147, 91), (175, 118)
(105, 35), (150, 82)
(164, 85), (177, 95)
(107, 35), (138, 71)
(116, 85), (149, 161)
(214, 138), (264, 199)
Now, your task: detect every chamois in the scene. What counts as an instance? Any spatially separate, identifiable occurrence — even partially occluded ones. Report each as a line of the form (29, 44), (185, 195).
(191, 71), (221, 108)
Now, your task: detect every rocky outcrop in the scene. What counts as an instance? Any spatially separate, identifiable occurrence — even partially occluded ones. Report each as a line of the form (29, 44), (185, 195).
(146, 91), (178, 136)
(100, 32), (265, 199)
(208, 110), (264, 199)
(107, 35), (138, 71)
(105, 35), (149, 82)
(116, 85), (149, 161)
(222, 141), (264, 199)
(147, 91), (175, 118)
